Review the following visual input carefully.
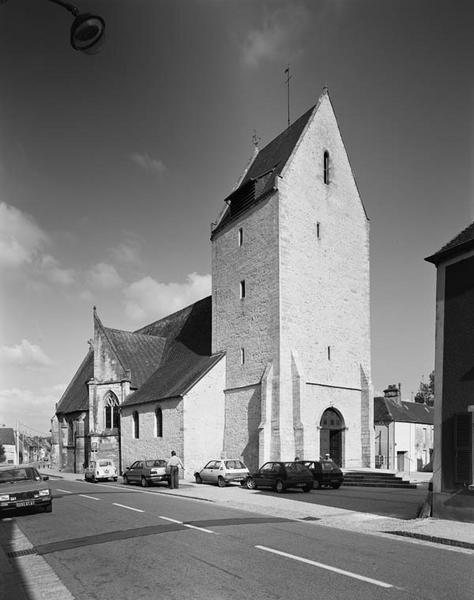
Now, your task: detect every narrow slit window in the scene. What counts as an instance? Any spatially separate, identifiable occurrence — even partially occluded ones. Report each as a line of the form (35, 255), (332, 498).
(238, 227), (243, 246)
(240, 280), (246, 299)
(240, 347), (245, 364)
(316, 222), (321, 239)
(323, 151), (330, 185)
(133, 411), (139, 439)
(327, 346), (331, 360)
(155, 408), (163, 438)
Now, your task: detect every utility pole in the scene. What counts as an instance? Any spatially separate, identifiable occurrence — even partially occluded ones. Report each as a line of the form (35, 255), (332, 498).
(284, 65), (291, 128)
(15, 420), (20, 464)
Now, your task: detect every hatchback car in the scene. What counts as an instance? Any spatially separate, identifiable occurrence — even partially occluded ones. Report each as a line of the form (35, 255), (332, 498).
(245, 461), (313, 493)
(84, 459), (118, 482)
(0, 465), (52, 514)
(123, 459), (169, 487)
(300, 459), (344, 489)
(194, 459), (249, 487)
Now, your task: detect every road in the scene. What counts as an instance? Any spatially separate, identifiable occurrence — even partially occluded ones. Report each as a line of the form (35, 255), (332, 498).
(2, 479), (472, 600)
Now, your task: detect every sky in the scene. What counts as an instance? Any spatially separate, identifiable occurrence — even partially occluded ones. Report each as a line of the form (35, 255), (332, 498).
(0, 0), (473, 435)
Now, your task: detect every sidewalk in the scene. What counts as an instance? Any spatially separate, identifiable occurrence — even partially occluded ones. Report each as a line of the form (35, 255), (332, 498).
(41, 468), (474, 551)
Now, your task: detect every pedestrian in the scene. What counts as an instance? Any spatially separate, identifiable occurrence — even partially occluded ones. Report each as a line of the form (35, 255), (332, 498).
(167, 450), (184, 489)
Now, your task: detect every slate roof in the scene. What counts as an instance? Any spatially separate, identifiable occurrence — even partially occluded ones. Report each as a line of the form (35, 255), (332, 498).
(56, 350), (93, 414)
(57, 296), (219, 414)
(211, 104), (316, 238)
(0, 427), (15, 446)
(425, 221), (474, 265)
(374, 397), (434, 425)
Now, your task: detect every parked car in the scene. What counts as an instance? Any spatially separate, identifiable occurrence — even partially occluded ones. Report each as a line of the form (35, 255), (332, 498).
(84, 459), (118, 482)
(299, 459), (344, 489)
(244, 461), (313, 493)
(194, 459), (249, 487)
(123, 459), (169, 487)
(0, 465), (52, 514)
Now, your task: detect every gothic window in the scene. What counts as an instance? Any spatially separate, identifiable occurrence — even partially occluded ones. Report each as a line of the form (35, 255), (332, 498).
(240, 280), (246, 299)
(133, 411), (139, 439)
(104, 392), (120, 429)
(155, 408), (163, 438)
(323, 151), (330, 184)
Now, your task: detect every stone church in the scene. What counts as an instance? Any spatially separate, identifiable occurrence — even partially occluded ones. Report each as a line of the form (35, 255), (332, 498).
(52, 89), (374, 477)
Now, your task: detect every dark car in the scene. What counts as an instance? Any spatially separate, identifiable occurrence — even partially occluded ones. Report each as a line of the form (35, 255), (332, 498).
(0, 465), (52, 514)
(300, 459), (344, 489)
(245, 461), (313, 493)
(123, 459), (170, 487)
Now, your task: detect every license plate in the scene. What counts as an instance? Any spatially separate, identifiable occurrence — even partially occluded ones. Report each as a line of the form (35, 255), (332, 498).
(296, 482), (305, 487)
(16, 501), (34, 507)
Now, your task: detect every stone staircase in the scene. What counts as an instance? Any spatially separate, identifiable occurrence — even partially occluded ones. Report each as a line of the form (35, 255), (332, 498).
(342, 470), (417, 489)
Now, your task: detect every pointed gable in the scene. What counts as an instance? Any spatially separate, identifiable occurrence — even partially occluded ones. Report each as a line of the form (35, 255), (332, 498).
(56, 350), (93, 414)
(211, 105), (316, 238)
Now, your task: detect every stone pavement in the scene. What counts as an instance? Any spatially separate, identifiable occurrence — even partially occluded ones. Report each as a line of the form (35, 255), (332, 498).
(41, 468), (474, 551)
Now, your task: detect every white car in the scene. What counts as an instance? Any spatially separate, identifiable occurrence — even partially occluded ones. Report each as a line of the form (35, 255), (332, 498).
(194, 459), (249, 487)
(84, 459), (118, 482)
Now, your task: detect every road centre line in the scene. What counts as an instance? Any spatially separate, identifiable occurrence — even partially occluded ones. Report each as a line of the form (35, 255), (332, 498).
(56, 489), (72, 493)
(159, 515), (216, 534)
(113, 502), (144, 513)
(255, 545), (393, 588)
(79, 494), (100, 500)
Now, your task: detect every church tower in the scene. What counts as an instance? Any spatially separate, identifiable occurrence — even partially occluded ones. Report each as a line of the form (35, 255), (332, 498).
(211, 89), (373, 470)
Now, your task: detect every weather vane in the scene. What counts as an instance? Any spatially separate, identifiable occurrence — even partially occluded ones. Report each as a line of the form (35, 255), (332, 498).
(284, 65), (292, 127)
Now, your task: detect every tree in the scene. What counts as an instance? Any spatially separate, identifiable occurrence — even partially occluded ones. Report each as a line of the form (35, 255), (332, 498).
(0, 444), (5, 463)
(414, 371), (434, 406)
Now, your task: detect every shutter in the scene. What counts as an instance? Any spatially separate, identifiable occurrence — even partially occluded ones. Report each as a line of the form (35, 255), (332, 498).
(454, 413), (472, 484)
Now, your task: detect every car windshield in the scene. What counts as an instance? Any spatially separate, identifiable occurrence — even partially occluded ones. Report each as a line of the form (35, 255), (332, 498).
(0, 467), (40, 483)
(284, 462), (306, 472)
(145, 460), (166, 467)
(321, 460), (338, 471)
(98, 460), (113, 467)
(225, 460), (246, 469)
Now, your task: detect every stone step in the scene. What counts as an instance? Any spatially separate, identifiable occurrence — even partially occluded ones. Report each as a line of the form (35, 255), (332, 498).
(342, 481), (417, 489)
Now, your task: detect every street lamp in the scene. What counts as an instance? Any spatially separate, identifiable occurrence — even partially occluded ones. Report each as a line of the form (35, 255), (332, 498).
(2, 0), (106, 54)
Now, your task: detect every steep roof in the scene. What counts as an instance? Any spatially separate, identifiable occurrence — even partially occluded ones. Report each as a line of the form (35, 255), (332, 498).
(57, 296), (215, 414)
(211, 104), (316, 238)
(0, 427), (15, 446)
(56, 350), (93, 414)
(374, 397), (434, 425)
(425, 221), (474, 265)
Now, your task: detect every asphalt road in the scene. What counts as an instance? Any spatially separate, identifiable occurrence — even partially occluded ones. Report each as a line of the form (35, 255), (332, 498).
(3, 479), (472, 600)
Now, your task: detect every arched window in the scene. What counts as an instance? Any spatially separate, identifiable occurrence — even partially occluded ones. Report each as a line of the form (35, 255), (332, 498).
(323, 150), (330, 185)
(155, 408), (163, 438)
(104, 392), (120, 430)
(133, 411), (139, 439)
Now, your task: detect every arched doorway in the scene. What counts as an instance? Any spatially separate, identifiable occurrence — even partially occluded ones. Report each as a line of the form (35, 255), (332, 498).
(319, 408), (345, 466)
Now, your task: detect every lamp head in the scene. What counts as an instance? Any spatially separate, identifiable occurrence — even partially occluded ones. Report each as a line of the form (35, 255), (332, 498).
(70, 13), (105, 54)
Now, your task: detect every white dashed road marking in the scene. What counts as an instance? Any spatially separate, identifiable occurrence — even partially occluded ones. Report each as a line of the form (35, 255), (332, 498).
(79, 494), (100, 501)
(255, 545), (394, 588)
(112, 503), (144, 513)
(56, 489), (72, 493)
(159, 515), (216, 534)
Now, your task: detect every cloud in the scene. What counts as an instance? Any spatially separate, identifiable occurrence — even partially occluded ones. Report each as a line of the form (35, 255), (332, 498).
(86, 262), (123, 289)
(108, 240), (141, 266)
(0, 339), (53, 368)
(0, 202), (49, 268)
(123, 272), (211, 322)
(0, 384), (66, 434)
(130, 152), (166, 176)
(242, 4), (309, 68)
(40, 254), (75, 286)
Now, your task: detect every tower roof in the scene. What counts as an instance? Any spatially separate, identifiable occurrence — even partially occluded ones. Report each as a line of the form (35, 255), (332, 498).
(211, 103), (317, 238)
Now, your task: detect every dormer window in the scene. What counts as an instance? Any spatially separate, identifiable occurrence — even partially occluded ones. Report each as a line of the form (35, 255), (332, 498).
(323, 151), (330, 185)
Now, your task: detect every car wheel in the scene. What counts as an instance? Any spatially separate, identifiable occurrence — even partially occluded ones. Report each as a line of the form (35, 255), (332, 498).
(113, 477), (118, 482)
(123, 474), (129, 485)
(303, 483), (313, 493)
(217, 476), (226, 488)
(195, 473), (202, 484)
(275, 479), (285, 493)
(92, 475), (97, 483)
(312, 479), (321, 490)
(331, 483), (341, 489)
(44, 503), (52, 513)
(245, 477), (256, 490)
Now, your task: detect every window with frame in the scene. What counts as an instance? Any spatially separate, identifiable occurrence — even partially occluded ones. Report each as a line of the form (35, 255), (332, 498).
(155, 408), (163, 438)
(323, 150), (330, 184)
(104, 392), (120, 429)
(133, 411), (139, 439)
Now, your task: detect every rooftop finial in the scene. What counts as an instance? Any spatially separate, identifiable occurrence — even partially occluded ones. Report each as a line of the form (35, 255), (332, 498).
(284, 64), (292, 127)
(322, 84), (329, 95)
(252, 129), (261, 149)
